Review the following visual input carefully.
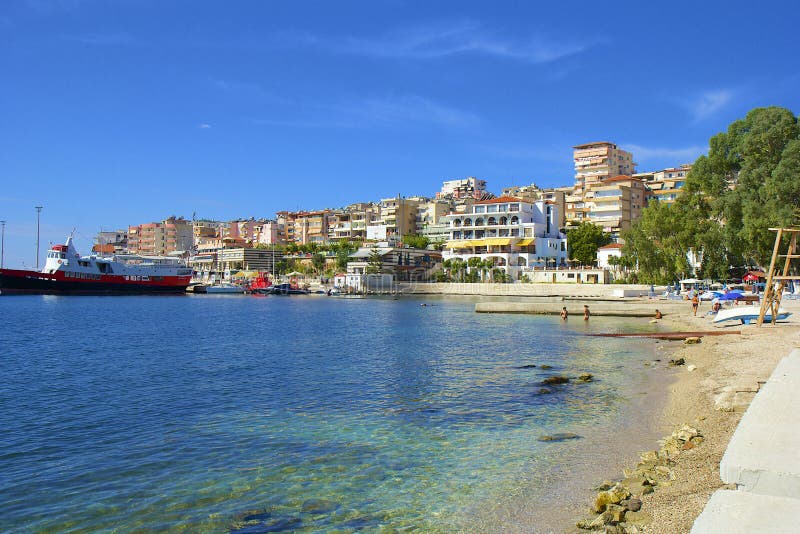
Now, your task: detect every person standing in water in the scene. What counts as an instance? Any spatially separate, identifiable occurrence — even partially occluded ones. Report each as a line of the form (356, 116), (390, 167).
(583, 305), (590, 321)
(561, 307), (568, 320)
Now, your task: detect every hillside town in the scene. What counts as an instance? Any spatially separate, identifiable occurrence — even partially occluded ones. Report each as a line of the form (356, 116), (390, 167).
(93, 141), (692, 289)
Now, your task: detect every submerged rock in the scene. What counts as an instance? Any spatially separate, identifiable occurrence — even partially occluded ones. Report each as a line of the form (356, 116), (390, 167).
(537, 432), (581, 442)
(542, 375), (570, 385)
(301, 499), (339, 515)
(517, 364), (538, 369)
(538, 388), (553, 394)
(576, 373), (594, 382)
(668, 358), (685, 366)
(540, 364), (553, 370)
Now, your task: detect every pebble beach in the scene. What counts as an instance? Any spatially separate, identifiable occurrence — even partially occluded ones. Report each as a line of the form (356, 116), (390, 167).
(573, 298), (800, 533)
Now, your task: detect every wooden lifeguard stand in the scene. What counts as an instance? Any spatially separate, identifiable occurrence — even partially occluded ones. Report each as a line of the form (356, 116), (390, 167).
(757, 227), (800, 326)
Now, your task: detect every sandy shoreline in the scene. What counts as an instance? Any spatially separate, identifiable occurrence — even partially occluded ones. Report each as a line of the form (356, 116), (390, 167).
(606, 301), (800, 533)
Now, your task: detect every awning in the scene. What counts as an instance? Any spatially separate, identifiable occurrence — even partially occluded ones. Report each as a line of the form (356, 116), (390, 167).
(482, 238), (516, 246)
(516, 238), (535, 246)
(446, 240), (473, 249)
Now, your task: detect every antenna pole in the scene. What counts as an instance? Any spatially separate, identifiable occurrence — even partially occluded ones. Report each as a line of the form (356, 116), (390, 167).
(35, 206), (43, 269)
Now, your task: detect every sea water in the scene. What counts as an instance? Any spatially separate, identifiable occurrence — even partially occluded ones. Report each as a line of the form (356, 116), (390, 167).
(0, 295), (671, 532)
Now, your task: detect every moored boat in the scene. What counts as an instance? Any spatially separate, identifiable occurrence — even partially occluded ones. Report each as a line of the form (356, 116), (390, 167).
(0, 236), (192, 295)
(204, 282), (245, 294)
(712, 305), (791, 325)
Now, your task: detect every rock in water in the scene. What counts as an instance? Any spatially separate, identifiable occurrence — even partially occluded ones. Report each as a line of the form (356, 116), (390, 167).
(540, 364), (553, 370)
(538, 388), (553, 394)
(576, 373), (594, 382)
(542, 375), (570, 385)
(517, 364), (538, 369)
(301, 499), (339, 514)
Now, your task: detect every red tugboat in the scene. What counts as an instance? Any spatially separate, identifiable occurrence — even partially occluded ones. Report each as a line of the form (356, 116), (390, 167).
(0, 236), (193, 295)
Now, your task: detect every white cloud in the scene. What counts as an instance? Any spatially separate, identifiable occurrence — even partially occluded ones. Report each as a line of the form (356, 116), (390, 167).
(274, 21), (595, 64)
(623, 144), (705, 162)
(677, 89), (736, 121)
(253, 94), (479, 130)
(344, 95), (479, 128)
(198, 123), (212, 129)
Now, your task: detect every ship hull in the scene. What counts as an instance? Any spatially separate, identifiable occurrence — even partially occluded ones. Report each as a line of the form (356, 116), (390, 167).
(0, 269), (190, 295)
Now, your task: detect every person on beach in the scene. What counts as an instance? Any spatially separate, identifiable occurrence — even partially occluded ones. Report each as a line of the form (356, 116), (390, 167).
(655, 309), (663, 319)
(561, 307), (568, 320)
(583, 305), (590, 321)
(691, 294), (699, 316)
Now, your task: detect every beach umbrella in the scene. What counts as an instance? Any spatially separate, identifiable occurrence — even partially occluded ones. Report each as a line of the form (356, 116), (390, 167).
(717, 292), (742, 301)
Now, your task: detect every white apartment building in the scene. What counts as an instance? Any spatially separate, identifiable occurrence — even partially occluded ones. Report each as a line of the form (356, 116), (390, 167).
(443, 197), (568, 280)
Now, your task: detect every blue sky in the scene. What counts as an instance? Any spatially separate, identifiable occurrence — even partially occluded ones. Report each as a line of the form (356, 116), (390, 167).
(1, 0), (799, 267)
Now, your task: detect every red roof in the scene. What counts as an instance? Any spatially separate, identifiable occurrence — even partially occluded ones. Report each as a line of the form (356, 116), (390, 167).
(473, 196), (524, 205)
(598, 243), (623, 249)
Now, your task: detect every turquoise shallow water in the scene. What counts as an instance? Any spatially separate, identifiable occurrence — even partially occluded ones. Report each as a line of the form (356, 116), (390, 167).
(0, 295), (669, 532)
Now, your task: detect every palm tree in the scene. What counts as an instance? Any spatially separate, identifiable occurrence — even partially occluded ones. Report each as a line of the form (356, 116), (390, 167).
(467, 257), (483, 283)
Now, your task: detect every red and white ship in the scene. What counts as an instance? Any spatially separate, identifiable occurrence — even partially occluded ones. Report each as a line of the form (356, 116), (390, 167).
(0, 236), (193, 295)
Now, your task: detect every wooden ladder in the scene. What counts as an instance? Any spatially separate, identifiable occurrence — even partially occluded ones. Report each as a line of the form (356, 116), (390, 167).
(758, 228), (800, 326)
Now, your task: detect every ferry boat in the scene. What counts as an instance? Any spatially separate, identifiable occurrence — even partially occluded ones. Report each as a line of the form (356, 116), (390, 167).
(0, 236), (193, 295)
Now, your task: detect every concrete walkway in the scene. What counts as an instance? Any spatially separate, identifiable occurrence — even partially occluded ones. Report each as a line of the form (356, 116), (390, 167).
(691, 349), (800, 532)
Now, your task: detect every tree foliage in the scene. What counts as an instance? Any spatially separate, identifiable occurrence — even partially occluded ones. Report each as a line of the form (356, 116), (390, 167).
(566, 222), (611, 266)
(622, 106), (800, 281)
(366, 249), (383, 274)
(402, 234), (430, 249)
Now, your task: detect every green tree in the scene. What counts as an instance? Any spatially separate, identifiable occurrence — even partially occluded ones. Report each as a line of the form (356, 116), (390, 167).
(311, 252), (326, 273)
(402, 234), (430, 249)
(366, 249), (383, 274)
(566, 222), (612, 266)
(622, 106), (800, 279)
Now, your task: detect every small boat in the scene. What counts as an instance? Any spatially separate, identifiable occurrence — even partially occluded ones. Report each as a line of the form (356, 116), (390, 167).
(204, 282), (245, 294)
(266, 283), (309, 295)
(712, 305), (791, 325)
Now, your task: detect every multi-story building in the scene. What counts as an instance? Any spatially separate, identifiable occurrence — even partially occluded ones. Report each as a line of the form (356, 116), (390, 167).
(634, 164), (692, 204)
(255, 220), (284, 245)
(345, 203), (380, 241)
(93, 230), (128, 254)
(443, 196), (567, 280)
(346, 246), (443, 283)
(436, 177), (490, 200)
(276, 210), (331, 245)
(583, 176), (648, 237)
(416, 199), (450, 234)
(128, 216), (193, 256)
(573, 142), (636, 196)
(540, 188), (568, 230)
(367, 197), (420, 244)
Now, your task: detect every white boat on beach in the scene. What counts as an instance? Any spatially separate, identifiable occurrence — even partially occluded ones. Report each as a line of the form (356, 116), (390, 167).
(712, 305), (791, 325)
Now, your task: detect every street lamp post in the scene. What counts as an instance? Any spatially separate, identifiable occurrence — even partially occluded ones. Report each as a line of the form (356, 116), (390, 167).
(0, 220), (5, 269)
(35, 206), (43, 270)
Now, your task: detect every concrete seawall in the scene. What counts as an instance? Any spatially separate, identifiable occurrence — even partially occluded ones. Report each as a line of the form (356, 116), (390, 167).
(398, 282), (655, 298)
(691, 349), (800, 532)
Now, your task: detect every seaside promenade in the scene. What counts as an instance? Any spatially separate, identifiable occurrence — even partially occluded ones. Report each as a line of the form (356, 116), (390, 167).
(690, 348), (800, 533)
